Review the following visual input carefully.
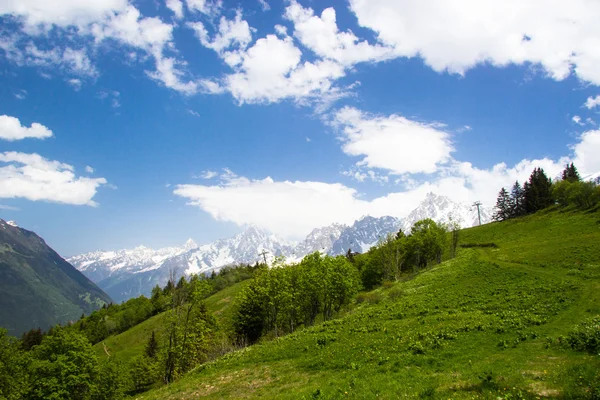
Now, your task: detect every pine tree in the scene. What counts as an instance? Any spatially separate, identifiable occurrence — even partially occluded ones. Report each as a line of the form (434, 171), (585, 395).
(509, 181), (526, 218)
(524, 168), (553, 213)
(145, 331), (158, 359)
(492, 187), (511, 221)
(561, 162), (581, 183)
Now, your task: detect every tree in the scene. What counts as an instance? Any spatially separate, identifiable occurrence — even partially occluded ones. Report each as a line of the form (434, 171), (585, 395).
(21, 327), (44, 351)
(91, 358), (129, 400)
(28, 328), (99, 400)
(524, 168), (553, 213)
(145, 331), (159, 359)
(509, 181), (526, 218)
(0, 328), (30, 400)
(561, 162), (581, 183)
(493, 187), (511, 221)
(129, 355), (159, 392)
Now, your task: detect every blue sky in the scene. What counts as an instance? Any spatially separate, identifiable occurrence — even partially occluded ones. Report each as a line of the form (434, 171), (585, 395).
(1, 0), (599, 256)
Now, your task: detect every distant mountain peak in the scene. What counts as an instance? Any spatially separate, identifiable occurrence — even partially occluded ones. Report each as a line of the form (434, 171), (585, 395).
(184, 238), (198, 251)
(7, 220), (18, 227)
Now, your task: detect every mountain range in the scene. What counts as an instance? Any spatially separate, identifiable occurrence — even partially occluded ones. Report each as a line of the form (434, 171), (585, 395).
(69, 193), (491, 303)
(0, 219), (111, 336)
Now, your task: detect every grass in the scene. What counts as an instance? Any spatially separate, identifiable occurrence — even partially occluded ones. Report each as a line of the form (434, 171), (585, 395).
(94, 280), (249, 363)
(134, 207), (600, 399)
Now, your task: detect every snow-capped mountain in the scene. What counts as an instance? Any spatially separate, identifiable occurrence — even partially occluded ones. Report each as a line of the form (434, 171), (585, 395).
(70, 192), (491, 303)
(329, 216), (402, 255)
(68, 239), (198, 284)
(292, 223), (347, 259)
(400, 193), (492, 233)
(68, 226), (293, 302)
(179, 225), (294, 276)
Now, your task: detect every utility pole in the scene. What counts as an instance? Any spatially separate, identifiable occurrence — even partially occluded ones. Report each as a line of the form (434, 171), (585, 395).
(473, 201), (482, 226)
(259, 250), (268, 265)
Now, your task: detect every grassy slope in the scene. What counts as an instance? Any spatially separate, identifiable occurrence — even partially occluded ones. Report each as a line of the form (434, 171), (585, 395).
(137, 208), (600, 399)
(94, 280), (250, 362)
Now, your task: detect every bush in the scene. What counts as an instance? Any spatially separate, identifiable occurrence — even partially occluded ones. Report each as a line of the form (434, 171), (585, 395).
(566, 316), (600, 353)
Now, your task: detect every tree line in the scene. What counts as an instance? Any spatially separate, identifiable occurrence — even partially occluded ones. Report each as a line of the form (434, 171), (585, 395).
(493, 163), (600, 221)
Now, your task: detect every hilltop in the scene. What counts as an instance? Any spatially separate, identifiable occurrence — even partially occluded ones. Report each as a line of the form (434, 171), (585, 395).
(136, 207), (600, 399)
(0, 219), (111, 336)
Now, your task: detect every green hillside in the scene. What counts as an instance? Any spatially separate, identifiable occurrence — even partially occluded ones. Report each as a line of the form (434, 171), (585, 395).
(94, 280), (249, 363)
(137, 208), (600, 399)
(0, 219), (111, 336)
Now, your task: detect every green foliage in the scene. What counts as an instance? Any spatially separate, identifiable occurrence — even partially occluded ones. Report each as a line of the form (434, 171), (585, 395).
(28, 328), (99, 400)
(232, 253), (360, 344)
(562, 162), (581, 183)
(130, 354), (161, 392)
(493, 187), (511, 221)
(566, 316), (600, 353)
(553, 179), (600, 210)
(0, 328), (30, 400)
(90, 358), (129, 400)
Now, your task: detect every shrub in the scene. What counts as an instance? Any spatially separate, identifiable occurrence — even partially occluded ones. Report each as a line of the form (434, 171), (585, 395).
(566, 316), (600, 353)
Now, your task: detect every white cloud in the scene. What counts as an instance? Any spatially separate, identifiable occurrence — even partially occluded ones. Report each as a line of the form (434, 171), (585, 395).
(196, 170), (218, 179)
(187, 109), (200, 117)
(572, 130), (600, 176)
(85, 165), (95, 173)
(0, 204), (19, 211)
(14, 89), (27, 100)
(305, 137), (311, 142)
(224, 34), (345, 104)
(585, 95), (600, 110)
(0, 152), (107, 206)
(258, 0), (270, 12)
(349, 0), (600, 85)
(0, 40), (98, 78)
(188, 10), (252, 56)
(332, 107), (454, 175)
(0, 0), (128, 30)
(67, 78), (82, 91)
(166, 0), (184, 19)
(185, 0), (221, 16)
(572, 115), (584, 126)
(0, 115), (53, 141)
(284, 1), (393, 66)
(342, 167), (389, 184)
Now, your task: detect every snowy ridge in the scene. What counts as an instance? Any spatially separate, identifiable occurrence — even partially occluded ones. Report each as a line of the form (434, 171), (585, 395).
(69, 192), (492, 302)
(400, 193), (491, 234)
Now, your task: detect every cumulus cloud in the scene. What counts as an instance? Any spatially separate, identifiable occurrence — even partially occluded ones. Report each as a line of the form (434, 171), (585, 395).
(0, 152), (107, 206)
(284, 1), (393, 66)
(0, 0), (128, 30)
(166, 0), (184, 19)
(585, 95), (600, 110)
(85, 165), (95, 173)
(185, 0), (222, 16)
(0, 115), (53, 141)
(349, 0), (600, 85)
(188, 11), (252, 56)
(258, 0), (270, 12)
(1, 1), (197, 94)
(572, 130), (600, 176)
(332, 107), (454, 175)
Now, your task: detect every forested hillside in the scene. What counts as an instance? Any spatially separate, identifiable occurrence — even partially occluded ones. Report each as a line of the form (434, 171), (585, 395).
(0, 219), (111, 335)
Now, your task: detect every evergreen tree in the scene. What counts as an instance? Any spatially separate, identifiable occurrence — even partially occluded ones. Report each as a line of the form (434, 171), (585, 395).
(509, 181), (526, 218)
(493, 187), (511, 221)
(524, 168), (553, 213)
(145, 331), (158, 359)
(561, 162), (581, 183)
